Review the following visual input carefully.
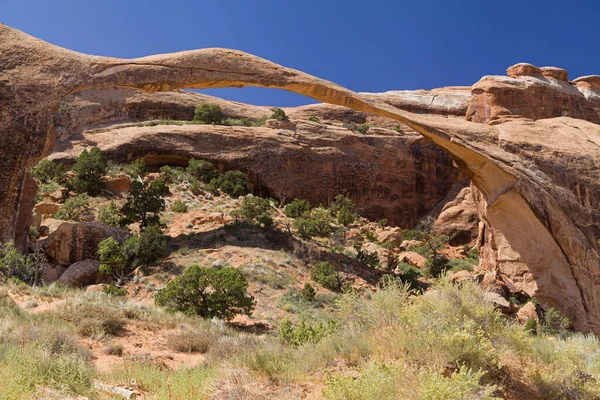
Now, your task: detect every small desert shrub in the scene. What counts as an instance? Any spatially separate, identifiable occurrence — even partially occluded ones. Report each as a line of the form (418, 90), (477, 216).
(54, 193), (90, 221)
(393, 262), (423, 290)
(355, 245), (380, 269)
(284, 198), (312, 218)
(525, 317), (538, 335)
(0, 342), (95, 398)
(393, 124), (404, 133)
(97, 200), (123, 227)
(279, 318), (337, 346)
(70, 147), (106, 195)
(208, 170), (250, 197)
(123, 225), (169, 267)
(336, 206), (355, 226)
(103, 342), (124, 356)
(30, 159), (67, 184)
(294, 208), (335, 239)
(103, 282), (127, 296)
(194, 103), (224, 124)
(159, 165), (177, 183)
(426, 256), (451, 277)
(0, 241), (35, 283)
(186, 158), (218, 183)
(344, 121), (369, 134)
(171, 199), (188, 213)
(401, 229), (427, 241)
(308, 115), (320, 123)
(231, 195), (274, 228)
(126, 158), (146, 178)
(36, 180), (61, 202)
(418, 367), (498, 400)
(540, 307), (571, 337)
(310, 261), (340, 291)
(270, 107), (287, 120)
(98, 237), (128, 279)
(301, 282), (316, 301)
(448, 258), (475, 272)
(167, 329), (217, 353)
(77, 315), (126, 337)
(155, 265), (255, 320)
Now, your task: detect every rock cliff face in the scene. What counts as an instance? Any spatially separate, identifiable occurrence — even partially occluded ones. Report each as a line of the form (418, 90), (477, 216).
(50, 87), (461, 227)
(1, 24), (599, 332)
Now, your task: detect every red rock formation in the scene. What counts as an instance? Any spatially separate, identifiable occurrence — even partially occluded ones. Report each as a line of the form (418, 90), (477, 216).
(1, 25), (599, 333)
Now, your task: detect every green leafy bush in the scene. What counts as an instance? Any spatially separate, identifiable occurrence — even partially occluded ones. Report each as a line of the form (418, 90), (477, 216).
(310, 261), (340, 291)
(104, 282), (127, 296)
(279, 318), (337, 346)
(54, 193), (90, 221)
(70, 147), (106, 195)
(123, 225), (168, 268)
(308, 116), (320, 123)
(171, 199), (188, 213)
(447, 258), (475, 272)
(98, 237), (128, 279)
(155, 265), (255, 320)
(344, 121), (369, 134)
(186, 159), (218, 183)
(393, 124), (404, 134)
(284, 198), (311, 218)
(97, 201), (123, 227)
(293, 208), (335, 239)
(193, 103), (223, 124)
(269, 107), (287, 121)
(336, 206), (355, 226)
(541, 307), (571, 337)
(121, 179), (166, 228)
(125, 158), (146, 178)
(301, 282), (316, 301)
(208, 170), (249, 197)
(0, 241), (34, 283)
(393, 262), (422, 290)
(525, 317), (537, 335)
(30, 159), (67, 184)
(159, 165), (177, 183)
(426, 256), (451, 277)
(355, 244), (380, 269)
(231, 195), (273, 228)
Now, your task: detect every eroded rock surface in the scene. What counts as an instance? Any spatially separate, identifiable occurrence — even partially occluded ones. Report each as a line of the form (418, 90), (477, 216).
(1, 24), (599, 333)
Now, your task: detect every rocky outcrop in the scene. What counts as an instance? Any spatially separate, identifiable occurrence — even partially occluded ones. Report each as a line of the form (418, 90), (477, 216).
(50, 120), (460, 227)
(467, 63), (600, 125)
(1, 25), (599, 333)
(41, 221), (129, 266)
(434, 186), (478, 245)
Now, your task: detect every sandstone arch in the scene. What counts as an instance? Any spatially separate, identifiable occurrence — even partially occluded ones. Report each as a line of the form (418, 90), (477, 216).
(1, 24), (599, 332)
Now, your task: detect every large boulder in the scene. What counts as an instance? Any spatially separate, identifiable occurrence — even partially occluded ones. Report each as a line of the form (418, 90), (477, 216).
(434, 186), (479, 245)
(42, 221), (129, 266)
(58, 260), (105, 287)
(34, 202), (61, 217)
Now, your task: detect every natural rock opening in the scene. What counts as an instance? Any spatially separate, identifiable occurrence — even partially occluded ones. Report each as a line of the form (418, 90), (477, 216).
(1, 24), (599, 332)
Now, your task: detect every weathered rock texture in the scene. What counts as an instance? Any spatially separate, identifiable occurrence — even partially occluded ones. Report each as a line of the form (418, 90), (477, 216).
(50, 93), (460, 226)
(41, 221), (129, 266)
(1, 24), (599, 333)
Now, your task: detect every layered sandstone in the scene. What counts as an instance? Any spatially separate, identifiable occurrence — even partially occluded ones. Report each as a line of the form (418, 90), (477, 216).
(1, 24), (599, 333)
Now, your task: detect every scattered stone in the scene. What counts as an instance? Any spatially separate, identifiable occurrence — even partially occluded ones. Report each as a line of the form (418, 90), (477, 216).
(483, 291), (512, 313)
(49, 187), (68, 203)
(397, 251), (427, 269)
(34, 202), (61, 216)
(516, 302), (538, 323)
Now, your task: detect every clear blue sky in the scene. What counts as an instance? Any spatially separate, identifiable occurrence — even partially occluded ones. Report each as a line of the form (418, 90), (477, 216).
(3, 0), (600, 106)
